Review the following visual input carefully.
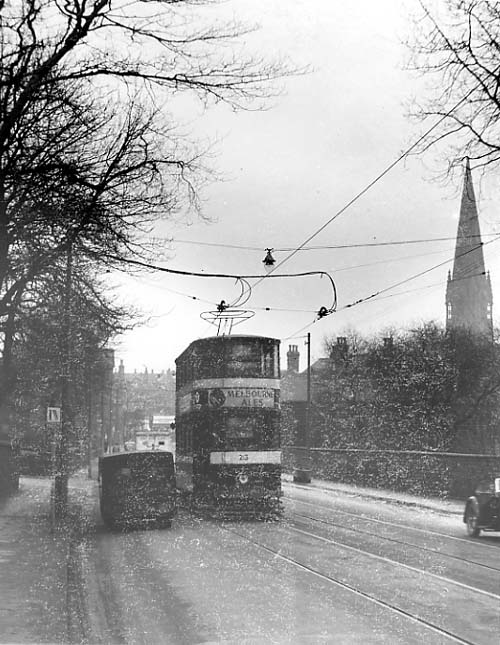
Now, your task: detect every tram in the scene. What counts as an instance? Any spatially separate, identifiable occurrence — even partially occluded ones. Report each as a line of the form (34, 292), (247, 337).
(98, 451), (177, 530)
(175, 335), (282, 517)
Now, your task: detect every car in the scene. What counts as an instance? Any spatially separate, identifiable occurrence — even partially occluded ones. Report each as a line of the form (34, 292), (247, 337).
(463, 476), (500, 537)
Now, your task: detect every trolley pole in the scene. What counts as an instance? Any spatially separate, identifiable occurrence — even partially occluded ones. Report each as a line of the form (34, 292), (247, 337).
(293, 332), (312, 484)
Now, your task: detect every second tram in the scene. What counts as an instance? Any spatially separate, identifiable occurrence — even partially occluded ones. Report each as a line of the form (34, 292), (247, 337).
(175, 335), (282, 517)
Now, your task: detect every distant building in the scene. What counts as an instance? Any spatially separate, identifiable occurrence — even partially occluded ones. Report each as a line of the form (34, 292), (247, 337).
(112, 361), (176, 447)
(446, 158), (493, 337)
(281, 343), (331, 446)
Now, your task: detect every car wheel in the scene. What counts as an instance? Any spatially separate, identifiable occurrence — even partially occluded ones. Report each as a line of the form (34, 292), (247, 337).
(465, 506), (480, 537)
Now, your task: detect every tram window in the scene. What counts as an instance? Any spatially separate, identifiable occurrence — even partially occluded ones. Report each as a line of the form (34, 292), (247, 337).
(225, 416), (257, 440)
(262, 343), (279, 378)
(226, 341), (262, 377)
(187, 345), (223, 379)
(177, 363), (188, 388)
(228, 341), (260, 361)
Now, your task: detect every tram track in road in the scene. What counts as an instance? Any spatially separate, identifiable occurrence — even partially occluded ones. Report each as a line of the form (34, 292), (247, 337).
(287, 520), (500, 601)
(289, 509), (500, 574)
(221, 524), (479, 645)
(286, 496), (500, 553)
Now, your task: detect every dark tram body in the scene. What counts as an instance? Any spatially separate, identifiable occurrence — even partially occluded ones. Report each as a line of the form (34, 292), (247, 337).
(98, 451), (177, 530)
(175, 335), (282, 516)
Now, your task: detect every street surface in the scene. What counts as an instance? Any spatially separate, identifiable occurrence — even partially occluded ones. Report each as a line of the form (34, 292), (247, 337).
(73, 482), (500, 645)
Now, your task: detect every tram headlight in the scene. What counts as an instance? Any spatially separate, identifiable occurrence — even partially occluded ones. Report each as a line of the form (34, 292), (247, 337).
(237, 472), (249, 485)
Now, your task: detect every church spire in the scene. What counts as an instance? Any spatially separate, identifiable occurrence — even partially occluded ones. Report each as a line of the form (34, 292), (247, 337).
(446, 158), (492, 336)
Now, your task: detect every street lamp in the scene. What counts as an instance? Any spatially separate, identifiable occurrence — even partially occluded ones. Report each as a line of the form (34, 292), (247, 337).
(262, 248), (276, 272)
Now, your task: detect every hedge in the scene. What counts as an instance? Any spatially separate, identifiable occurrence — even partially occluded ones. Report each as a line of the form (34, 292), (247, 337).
(283, 446), (500, 498)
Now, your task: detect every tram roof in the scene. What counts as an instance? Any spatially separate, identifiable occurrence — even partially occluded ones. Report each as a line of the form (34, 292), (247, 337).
(175, 334), (280, 363)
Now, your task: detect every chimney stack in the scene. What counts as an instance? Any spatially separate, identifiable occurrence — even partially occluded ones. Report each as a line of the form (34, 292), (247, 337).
(287, 344), (300, 372)
(331, 336), (348, 361)
(383, 337), (393, 350)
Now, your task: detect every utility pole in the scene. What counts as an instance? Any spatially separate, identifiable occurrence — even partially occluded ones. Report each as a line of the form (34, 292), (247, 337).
(54, 242), (73, 520)
(86, 356), (93, 479)
(306, 331), (311, 451)
(293, 332), (312, 484)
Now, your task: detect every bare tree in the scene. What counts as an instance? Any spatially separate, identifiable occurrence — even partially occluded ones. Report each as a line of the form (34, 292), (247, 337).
(0, 1), (293, 426)
(407, 0), (500, 173)
(0, 0), (290, 298)
(12, 258), (132, 471)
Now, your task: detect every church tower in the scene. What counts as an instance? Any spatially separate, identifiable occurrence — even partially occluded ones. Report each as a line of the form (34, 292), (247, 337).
(446, 158), (493, 337)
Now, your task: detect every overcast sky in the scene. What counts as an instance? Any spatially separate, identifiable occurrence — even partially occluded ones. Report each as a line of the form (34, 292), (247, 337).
(111, 0), (500, 374)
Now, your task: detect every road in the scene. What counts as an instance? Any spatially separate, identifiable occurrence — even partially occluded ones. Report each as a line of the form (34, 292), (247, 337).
(74, 482), (500, 644)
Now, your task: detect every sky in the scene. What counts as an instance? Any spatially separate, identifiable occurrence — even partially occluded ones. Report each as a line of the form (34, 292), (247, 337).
(110, 0), (500, 374)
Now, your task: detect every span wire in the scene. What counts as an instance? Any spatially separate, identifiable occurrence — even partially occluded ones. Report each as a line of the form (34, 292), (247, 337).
(156, 232), (498, 252)
(232, 84), (479, 306)
(284, 235), (500, 340)
(105, 253), (337, 313)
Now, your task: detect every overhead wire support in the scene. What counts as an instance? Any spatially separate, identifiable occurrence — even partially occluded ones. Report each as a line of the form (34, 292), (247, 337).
(107, 86), (481, 338)
(105, 253), (338, 321)
(284, 235), (500, 341)
(340, 236), (500, 312)
(162, 232), (499, 253)
(235, 84), (479, 303)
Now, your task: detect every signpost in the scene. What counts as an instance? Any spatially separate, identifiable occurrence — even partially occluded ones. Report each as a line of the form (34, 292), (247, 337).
(47, 406), (62, 526)
(47, 407), (61, 423)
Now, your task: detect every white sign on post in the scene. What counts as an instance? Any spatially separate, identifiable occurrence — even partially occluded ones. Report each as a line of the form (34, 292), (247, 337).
(47, 407), (61, 423)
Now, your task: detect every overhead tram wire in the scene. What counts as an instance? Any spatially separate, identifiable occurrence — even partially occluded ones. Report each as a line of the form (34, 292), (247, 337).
(105, 253), (333, 282)
(104, 253), (337, 313)
(157, 232), (499, 252)
(283, 234), (500, 341)
(340, 236), (500, 312)
(344, 270), (491, 331)
(362, 269), (489, 304)
(331, 246), (455, 274)
(349, 271), (490, 329)
(109, 242), (453, 314)
(110, 87), (480, 332)
(127, 272), (217, 307)
(232, 84), (479, 307)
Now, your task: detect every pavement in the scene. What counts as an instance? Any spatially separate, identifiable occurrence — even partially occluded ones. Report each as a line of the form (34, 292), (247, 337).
(0, 470), (463, 645)
(282, 473), (464, 516)
(0, 472), (97, 645)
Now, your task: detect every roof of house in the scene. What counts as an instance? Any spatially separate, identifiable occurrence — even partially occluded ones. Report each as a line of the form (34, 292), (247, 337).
(281, 357), (330, 402)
